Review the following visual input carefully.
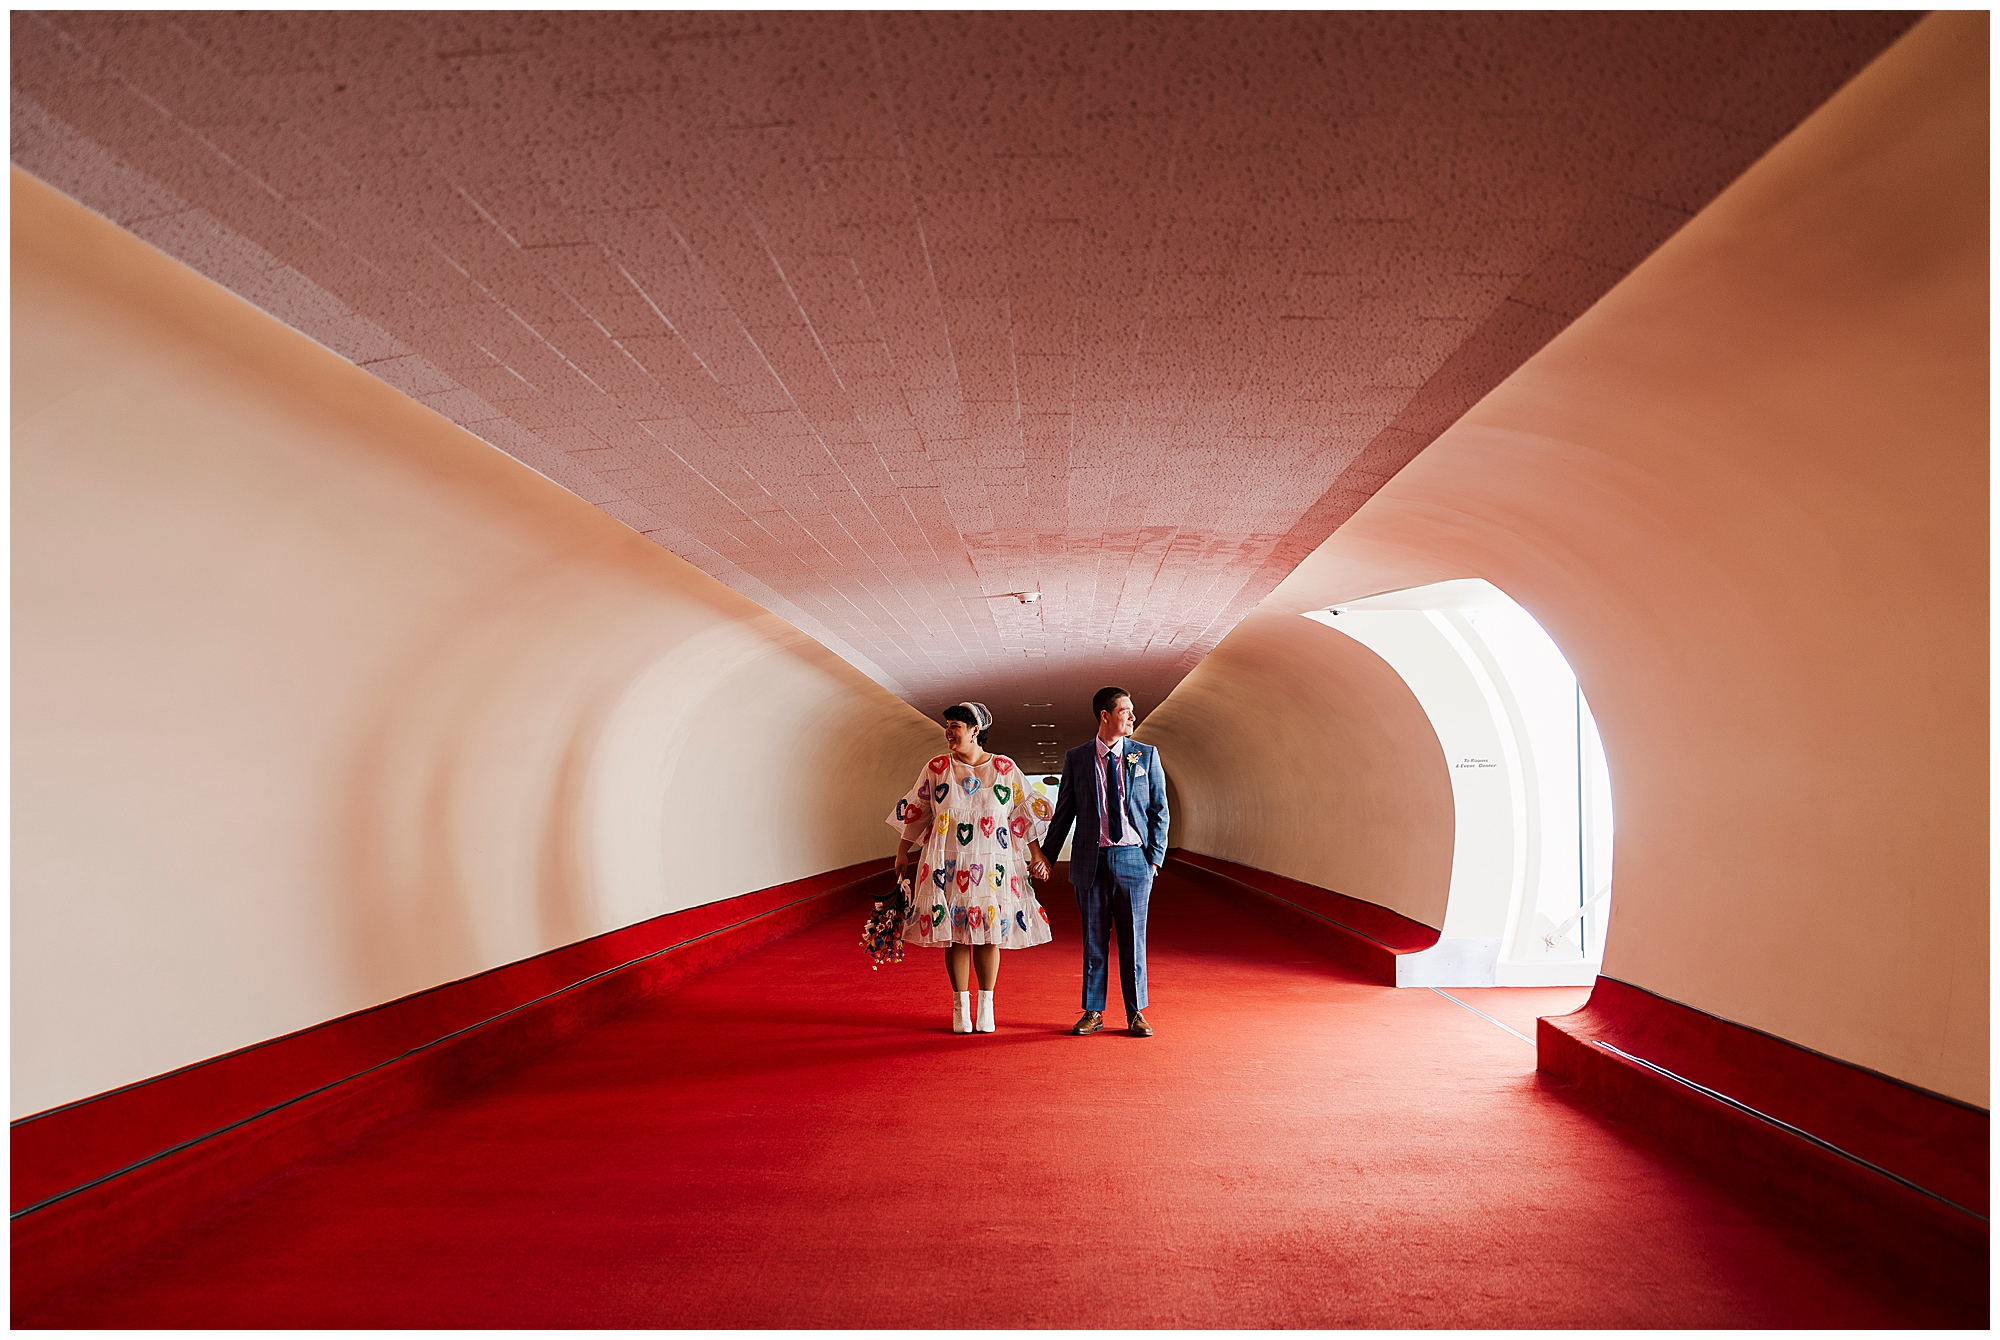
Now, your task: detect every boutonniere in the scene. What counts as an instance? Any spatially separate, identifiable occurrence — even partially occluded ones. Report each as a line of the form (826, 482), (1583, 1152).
(1124, 749), (1141, 770)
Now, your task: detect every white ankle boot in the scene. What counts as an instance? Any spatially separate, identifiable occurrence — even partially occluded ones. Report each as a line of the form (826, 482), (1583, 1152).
(975, 991), (995, 1033)
(952, 991), (972, 1033)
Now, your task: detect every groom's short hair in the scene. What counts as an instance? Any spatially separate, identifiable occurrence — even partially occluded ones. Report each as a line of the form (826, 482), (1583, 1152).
(1092, 686), (1132, 719)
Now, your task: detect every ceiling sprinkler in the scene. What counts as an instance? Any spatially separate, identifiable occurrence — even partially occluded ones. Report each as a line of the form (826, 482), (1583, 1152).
(985, 590), (1041, 603)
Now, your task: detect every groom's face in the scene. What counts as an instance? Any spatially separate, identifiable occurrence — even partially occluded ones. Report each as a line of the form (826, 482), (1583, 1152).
(1099, 696), (1135, 738)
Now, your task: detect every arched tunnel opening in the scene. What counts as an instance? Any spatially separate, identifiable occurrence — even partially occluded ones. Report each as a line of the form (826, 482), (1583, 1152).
(1304, 579), (1615, 987)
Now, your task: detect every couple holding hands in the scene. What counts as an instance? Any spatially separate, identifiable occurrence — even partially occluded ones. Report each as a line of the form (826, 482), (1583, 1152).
(887, 687), (1169, 1038)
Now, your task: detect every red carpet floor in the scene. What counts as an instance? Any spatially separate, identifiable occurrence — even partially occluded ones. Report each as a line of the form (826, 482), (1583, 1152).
(22, 869), (1951, 1327)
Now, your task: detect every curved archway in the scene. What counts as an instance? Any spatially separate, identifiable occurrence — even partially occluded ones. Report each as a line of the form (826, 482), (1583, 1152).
(1304, 580), (1613, 986)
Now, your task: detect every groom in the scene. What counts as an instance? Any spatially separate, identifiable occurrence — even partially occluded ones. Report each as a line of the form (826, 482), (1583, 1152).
(1042, 687), (1170, 1037)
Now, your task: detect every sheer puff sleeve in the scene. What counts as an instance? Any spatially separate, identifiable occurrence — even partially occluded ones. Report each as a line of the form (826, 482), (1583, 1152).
(994, 756), (1050, 848)
(887, 755), (950, 844)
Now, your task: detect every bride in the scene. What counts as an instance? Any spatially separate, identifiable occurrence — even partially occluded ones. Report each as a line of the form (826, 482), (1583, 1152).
(886, 701), (1055, 1033)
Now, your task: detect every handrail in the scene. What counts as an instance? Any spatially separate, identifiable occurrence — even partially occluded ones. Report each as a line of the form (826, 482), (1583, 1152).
(1544, 881), (1613, 947)
(1592, 1039), (1987, 1225)
(11, 874), (875, 1222)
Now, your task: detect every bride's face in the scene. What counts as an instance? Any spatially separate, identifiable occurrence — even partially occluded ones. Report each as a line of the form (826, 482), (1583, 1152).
(943, 719), (979, 756)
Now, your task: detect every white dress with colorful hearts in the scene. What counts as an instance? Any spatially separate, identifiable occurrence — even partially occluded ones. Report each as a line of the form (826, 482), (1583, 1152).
(887, 753), (1055, 949)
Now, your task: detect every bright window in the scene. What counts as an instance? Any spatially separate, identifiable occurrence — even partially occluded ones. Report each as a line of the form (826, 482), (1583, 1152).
(1304, 579), (1614, 986)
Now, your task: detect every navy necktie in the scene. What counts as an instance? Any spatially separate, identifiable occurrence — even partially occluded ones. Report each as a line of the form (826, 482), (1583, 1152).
(1104, 746), (1123, 843)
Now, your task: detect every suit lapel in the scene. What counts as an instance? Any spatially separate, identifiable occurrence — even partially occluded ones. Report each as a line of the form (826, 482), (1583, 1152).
(1079, 743), (1098, 834)
(1123, 744), (1147, 832)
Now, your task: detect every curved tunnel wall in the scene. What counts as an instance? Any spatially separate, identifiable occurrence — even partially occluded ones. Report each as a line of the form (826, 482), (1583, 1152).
(1140, 15), (1987, 1104)
(1142, 609), (1455, 931)
(11, 169), (938, 1118)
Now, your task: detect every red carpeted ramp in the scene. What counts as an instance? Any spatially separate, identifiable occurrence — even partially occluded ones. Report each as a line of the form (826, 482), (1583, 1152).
(14, 866), (1976, 1327)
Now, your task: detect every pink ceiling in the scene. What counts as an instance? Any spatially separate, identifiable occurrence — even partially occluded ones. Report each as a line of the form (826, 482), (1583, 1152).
(10, 11), (1911, 765)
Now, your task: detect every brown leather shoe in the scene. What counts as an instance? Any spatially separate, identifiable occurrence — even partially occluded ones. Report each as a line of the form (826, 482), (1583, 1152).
(1127, 1011), (1154, 1038)
(1071, 1011), (1105, 1035)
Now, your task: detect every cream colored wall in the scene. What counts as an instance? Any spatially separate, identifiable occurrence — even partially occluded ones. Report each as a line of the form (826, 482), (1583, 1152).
(1140, 610), (1454, 929)
(1145, 14), (1987, 1104)
(11, 170), (938, 1118)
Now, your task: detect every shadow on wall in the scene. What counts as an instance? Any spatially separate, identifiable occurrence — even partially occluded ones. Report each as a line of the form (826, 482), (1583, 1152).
(11, 167), (937, 1117)
(334, 565), (931, 1008)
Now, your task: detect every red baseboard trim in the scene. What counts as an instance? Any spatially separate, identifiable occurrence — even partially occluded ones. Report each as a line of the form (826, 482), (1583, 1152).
(1539, 976), (1987, 1322)
(1166, 850), (1440, 984)
(11, 859), (888, 1315)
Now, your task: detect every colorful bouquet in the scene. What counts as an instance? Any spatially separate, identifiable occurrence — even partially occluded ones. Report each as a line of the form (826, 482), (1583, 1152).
(861, 875), (912, 969)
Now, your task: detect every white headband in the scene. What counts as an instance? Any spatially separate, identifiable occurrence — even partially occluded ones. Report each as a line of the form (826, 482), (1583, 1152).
(955, 701), (993, 731)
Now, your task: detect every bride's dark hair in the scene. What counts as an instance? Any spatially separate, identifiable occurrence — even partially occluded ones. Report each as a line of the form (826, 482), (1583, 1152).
(942, 702), (991, 748)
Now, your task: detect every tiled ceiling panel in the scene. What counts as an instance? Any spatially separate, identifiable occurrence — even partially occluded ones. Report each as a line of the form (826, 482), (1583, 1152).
(11, 11), (1913, 764)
